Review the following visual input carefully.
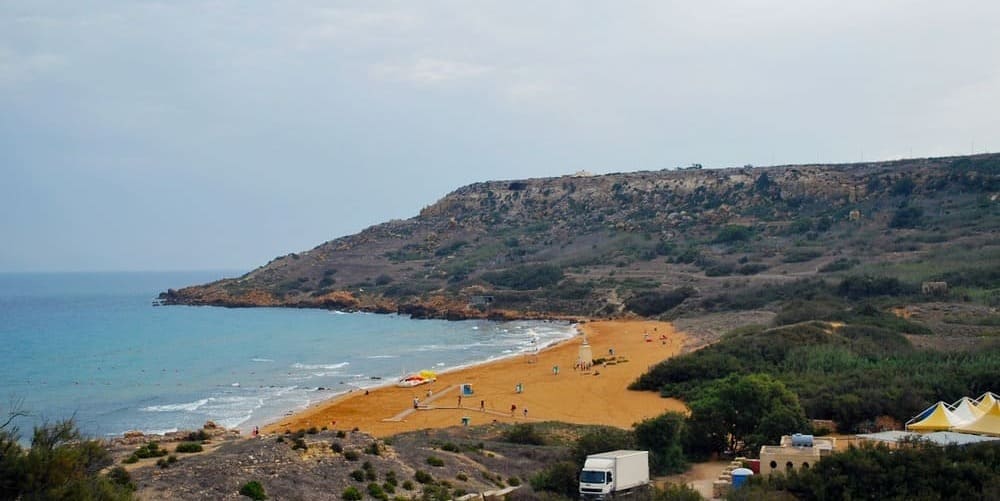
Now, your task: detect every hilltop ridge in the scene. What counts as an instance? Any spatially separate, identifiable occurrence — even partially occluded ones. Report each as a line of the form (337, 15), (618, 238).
(162, 154), (999, 322)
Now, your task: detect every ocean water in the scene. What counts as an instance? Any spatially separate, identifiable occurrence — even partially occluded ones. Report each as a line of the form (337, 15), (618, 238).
(0, 272), (575, 439)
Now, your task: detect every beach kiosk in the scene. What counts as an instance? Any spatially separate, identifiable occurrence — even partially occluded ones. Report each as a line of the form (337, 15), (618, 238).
(578, 336), (593, 368)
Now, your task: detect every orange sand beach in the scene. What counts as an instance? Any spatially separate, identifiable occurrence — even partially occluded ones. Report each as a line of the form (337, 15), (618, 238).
(264, 320), (688, 437)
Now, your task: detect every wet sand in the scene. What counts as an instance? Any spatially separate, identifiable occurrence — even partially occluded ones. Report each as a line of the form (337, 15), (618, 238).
(264, 320), (688, 436)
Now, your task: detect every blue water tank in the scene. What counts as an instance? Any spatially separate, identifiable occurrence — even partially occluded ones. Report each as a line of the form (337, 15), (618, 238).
(791, 433), (814, 447)
(731, 468), (753, 488)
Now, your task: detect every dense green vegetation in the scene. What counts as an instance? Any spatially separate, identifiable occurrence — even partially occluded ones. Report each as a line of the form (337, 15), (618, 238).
(0, 417), (134, 500)
(632, 321), (1000, 432)
(733, 441), (1000, 500)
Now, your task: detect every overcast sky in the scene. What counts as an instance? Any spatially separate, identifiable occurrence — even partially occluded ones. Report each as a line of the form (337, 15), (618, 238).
(2, 1), (998, 272)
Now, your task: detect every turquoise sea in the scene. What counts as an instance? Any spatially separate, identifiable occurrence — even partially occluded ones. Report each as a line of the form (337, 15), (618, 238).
(0, 272), (575, 439)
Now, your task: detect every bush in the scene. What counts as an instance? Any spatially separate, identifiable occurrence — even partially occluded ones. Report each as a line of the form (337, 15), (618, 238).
(175, 442), (203, 453)
(187, 429), (209, 442)
(456, 473), (468, 481)
(239, 480), (268, 500)
(889, 206), (924, 228)
(350, 470), (365, 482)
(440, 442), (460, 453)
(364, 441), (381, 455)
(625, 287), (695, 316)
(783, 248), (823, 263)
(571, 427), (637, 466)
(402, 480), (414, 491)
(530, 461), (579, 498)
(414, 470), (434, 484)
(106, 466), (134, 491)
(134, 441), (168, 459)
(331, 442), (343, 453)
(715, 225), (754, 243)
(819, 258), (860, 273)
(341, 486), (363, 500)
(344, 450), (360, 461)
(336, 430), (347, 438)
(367, 482), (388, 500)
(306, 426), (318, 434)
(481, 264), (564, 290)
(500, 423), (546, 445)
(507, 477), (521, 486)
(426, 456), (445, 467)
(291, 438), (307, 450)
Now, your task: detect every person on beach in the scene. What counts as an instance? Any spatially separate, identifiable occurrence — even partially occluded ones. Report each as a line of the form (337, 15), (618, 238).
(510, 404), (516, 416)
(458, 394), (462, 407)
(523, 408), (528, 418)
(427, 389), (432, 398)
(413, 397), (419, 409)
(480, 400), (485, 412)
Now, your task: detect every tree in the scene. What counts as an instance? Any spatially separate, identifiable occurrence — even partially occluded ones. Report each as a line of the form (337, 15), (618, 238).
(0, 413), (133, 500)
(571, 427), (636, 467)
(634, 412), (687, 474)
(686, 374), (808, 458)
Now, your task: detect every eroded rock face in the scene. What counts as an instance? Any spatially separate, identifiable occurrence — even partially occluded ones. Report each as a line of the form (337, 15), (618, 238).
(161, 154), (999, 320)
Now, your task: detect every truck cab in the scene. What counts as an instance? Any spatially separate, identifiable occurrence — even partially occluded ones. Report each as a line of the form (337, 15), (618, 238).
(579, 458), (616, 499)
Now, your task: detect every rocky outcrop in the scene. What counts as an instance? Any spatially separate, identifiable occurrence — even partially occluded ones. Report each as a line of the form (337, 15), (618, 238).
(162, 153), (999, 319)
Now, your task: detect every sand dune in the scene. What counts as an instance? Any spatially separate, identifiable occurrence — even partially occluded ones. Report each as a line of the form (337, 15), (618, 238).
(264, 320), (688, 436)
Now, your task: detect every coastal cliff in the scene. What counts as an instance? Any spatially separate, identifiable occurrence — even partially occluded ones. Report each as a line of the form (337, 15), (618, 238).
(163, 154), (999, 320)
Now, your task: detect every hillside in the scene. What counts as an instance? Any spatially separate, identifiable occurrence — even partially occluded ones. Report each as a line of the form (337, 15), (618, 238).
(162, 154), (999, 326)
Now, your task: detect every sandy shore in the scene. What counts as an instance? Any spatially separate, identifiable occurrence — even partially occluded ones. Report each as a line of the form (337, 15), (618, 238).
(264, 320), (688, 437)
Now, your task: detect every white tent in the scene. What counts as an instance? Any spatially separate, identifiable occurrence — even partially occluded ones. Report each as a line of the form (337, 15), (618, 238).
(953, 399), (1000, 437)
(951, 396), (986, 425)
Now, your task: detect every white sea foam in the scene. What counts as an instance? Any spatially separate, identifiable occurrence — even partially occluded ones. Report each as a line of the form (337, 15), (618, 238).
(251, 358), (274, 363)
(291, 362), (349, 370)
(365, 355), (398, 359)
(140, 398), (209, 413)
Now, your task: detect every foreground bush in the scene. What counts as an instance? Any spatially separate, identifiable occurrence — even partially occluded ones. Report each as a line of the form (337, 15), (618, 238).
(239, 480), (267, 500)
(0, 418), (134, 500)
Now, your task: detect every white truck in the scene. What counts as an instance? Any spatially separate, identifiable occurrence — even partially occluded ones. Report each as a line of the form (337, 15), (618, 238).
(578, 450), (650, 500)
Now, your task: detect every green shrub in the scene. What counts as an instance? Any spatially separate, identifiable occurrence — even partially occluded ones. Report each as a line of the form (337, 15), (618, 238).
(344, 450), (360, 461)
(364, 441), (381, 455)
(819, 258), (860, 273)
(402, 480), (414, 491)
(426, 456), (445, 467)
(507, 477), (521, 486)
(106, 466), (134, 491)
(187, 429), (209, 442)
(714, 225), (754, 243)
(367, 482), (388, 500)
(440, 442), (460, 453)
(456, 473), (468, 481)
(336, 430), (347, 438)
(783, 248), (823, 263)
(331, 441), (343, 453)
(175, 442), (203, 453)
(481, 264), (564, 290)
(122, 454), (139, 464)
(239, 480), (268, 500)
(890, 206), (924, 228)
(291, 438), (307, 450)
(306, 426), (318, 435)
(350, 470), (365, 482)
(500, 423), (545, 445)
(134, 441), (168, 459)
(625, 287), (695, 316)
(341, 486), (362, 500)
(530, 461), (579, 498)
(414, 470), (434, 484)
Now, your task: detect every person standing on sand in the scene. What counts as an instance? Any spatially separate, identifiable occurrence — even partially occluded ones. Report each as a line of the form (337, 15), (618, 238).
(511, 404), (516, 416)
(523, 408), (528, 418)
(413, 397), (419, 409)
(458, 394), (462, 407)
(480, 400), (485, 412)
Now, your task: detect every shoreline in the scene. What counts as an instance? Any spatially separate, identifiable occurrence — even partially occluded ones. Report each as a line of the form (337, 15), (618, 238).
(264, 319), (689, 436)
